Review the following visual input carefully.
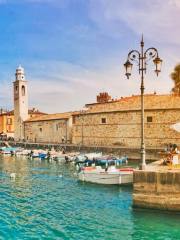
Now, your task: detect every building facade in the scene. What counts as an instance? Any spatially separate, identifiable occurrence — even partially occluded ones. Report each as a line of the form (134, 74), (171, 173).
(72, 94), (180, 147)
(0, 108), (47, 139)
(20, 93), (180, 147)
(24, 112), (78, 143)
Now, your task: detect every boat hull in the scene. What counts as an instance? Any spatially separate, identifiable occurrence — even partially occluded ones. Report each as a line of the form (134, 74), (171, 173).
(97, 156), (127, 165)
(78, 170), (133, 185)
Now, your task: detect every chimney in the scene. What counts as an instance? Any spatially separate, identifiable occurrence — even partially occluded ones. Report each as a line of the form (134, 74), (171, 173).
(33, 108), (35, 112)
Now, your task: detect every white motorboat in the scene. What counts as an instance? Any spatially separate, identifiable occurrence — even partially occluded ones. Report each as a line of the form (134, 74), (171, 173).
(29, 149), (44, 158)
(78, 166), (133, 185)
(74, 152), (102, 163)
(15, 149), (32, 155)
(1, 147), (22, 155)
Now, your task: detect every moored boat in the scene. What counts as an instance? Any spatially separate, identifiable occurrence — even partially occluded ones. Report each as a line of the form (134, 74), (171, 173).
(74, 152), (102, 163)
(16, 149), (32, 155)
(78, 165), (133, 185)
(53, 152), (81, 161)
(97, 155), (127, 165)
(2, 147), (22, 154)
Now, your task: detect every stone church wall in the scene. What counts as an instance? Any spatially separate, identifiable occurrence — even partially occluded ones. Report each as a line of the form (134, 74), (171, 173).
(24, 119), (71, 143)
(72, 109), (180, 147)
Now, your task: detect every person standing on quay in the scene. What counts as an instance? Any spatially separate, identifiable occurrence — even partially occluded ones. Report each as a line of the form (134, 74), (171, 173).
(62, 136), (65, 143)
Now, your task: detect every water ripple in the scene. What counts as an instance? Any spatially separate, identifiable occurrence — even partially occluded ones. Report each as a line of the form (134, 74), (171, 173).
(0, 155), (179, 239)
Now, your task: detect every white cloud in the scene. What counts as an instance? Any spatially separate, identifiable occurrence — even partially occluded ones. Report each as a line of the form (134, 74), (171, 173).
(0, 56), (174, 114)
(20, 59), (173, 113)
(88, 0), (180, 45)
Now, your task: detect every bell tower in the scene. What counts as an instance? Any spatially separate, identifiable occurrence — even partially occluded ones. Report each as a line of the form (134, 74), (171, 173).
(13, 65), (28, 141)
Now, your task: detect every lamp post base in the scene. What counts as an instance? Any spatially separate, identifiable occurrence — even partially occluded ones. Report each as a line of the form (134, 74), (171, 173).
(139, 163), (147, 170)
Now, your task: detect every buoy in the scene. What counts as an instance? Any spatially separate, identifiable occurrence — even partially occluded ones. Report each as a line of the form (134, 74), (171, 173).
(10, 173), (16, 178)
(59, 174), (63, 178)
(125, 160), (128, 164)
(116, 162), (120, 166)
(76, 165), (80, 171)
(105, 163), (108, 168)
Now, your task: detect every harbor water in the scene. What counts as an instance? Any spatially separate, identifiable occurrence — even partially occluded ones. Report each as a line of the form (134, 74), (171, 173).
(0, 155), (180, 240)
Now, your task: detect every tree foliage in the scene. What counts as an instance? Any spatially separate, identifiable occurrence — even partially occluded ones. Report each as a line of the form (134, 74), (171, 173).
(170, 62), (180, 95)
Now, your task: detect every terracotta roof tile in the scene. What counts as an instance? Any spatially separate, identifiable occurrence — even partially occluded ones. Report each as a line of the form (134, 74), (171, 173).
(25, 115), (42, 122)
(25, 111), (82, 122)
(1, 109), (47, 115)
(79, 94), (180, 115)
(28, 110), (47, 115)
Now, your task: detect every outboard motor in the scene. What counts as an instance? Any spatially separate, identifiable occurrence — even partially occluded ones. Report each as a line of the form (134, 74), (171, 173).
(105, 166), (108, 172)
(29, 150), (33, 157)
(84, 156), (89, 164)
(65, 155), (69, 163)
(47, 152), (50, 159)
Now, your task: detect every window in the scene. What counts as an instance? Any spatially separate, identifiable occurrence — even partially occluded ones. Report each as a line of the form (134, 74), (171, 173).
(56, 124), (58, 131)
(147, 117), (153, 122)
(39, 128), (42, 132)
(15, 86), (18, 94)
(7, 118), (12, 124)
(72, 116), (76, 124)
(21, 85), (25, 96)
(101, 118), (106, 124)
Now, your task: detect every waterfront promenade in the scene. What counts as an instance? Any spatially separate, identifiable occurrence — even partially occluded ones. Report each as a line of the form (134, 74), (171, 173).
(134, 158), (180, 212)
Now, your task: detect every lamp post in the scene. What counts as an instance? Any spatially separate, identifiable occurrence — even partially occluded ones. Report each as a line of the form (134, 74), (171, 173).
(124, 35), (162, 170)
(18, 117), (23, 142)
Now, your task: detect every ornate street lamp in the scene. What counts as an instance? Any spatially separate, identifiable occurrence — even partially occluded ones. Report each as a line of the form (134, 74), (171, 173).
(124, 35), (162, 170)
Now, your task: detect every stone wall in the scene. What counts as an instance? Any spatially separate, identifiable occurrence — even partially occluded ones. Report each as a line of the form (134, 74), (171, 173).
(133, 170), (180, 212)
(72, 108), (180, 147)
(24, 118), (72, 143)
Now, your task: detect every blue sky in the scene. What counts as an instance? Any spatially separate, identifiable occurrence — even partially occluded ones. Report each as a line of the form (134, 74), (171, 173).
(0, 0), (180, 113)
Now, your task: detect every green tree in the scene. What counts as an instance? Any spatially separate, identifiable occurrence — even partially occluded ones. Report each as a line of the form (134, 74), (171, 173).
(170, 62), (180, 95)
